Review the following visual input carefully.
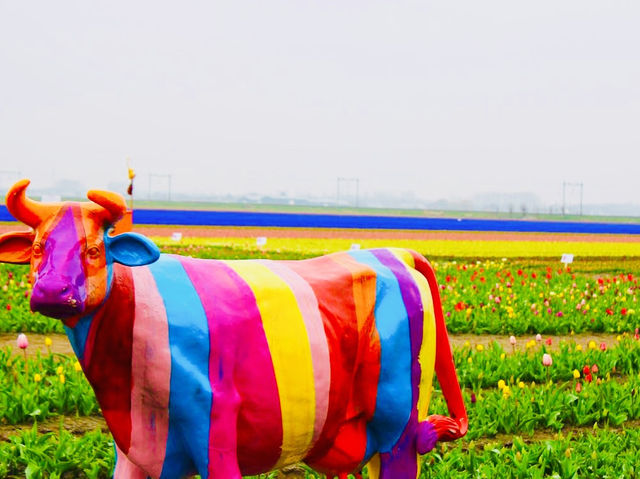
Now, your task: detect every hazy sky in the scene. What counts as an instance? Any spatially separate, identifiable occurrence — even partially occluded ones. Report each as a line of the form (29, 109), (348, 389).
(1, 1), (638, 206)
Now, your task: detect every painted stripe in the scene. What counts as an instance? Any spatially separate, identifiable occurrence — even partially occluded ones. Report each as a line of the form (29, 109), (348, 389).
(64, 314), (93, 360)
(149, 255), (211, 479)
(128, 266), (171, 478)
(328, 253), (380, 421)
(224, 260), (316, 467)
(260, 260), (330, 446)
(179, 257), (283, 475)
(83, 263), (134, 453)
(348, 250), (412, 456)
(114, 444), (148, 479)
(396, 251), (436, 421)
(371, 248), (429, 478)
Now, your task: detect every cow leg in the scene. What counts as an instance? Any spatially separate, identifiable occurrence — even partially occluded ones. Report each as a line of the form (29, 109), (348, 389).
(207, 388), (242, 479)
(376, 420), (421, 479)
(113, 444), (149, 479)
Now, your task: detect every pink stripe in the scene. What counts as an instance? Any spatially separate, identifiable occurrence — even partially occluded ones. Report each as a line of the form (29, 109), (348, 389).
(261, 260), (330, 445)
(114, 444), (148, 479)
(128, 266), (171, 477)
(179, 257), (284, 475)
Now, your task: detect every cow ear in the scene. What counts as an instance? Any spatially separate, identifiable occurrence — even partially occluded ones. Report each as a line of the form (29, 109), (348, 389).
(106, 232), (160, 266)
(0, 231), (35, 264)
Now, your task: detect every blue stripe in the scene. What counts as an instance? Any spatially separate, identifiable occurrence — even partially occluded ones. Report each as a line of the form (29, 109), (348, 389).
(2, 204), (639, 233)
(349, 250), (412, 456)
(149, 255), (211, 479)
(64, 313), (93, 360)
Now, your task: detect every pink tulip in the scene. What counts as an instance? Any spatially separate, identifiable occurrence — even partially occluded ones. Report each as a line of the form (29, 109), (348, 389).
(509, 336), (517, 346)
(542, 353), (553, 367)
(536, 334), (542, 342)
(591, 364), (599, 374)
(575, 382), (582, 392)
(16, 333), (28, 349)
(600, 342), (607, 351)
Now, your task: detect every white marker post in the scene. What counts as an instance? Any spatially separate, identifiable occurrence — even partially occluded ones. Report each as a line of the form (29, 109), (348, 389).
(561, 253), (574, 267)
(350, 243), (361, 250)
(171, 232), (183, 242)
(256, 237), (267, 248)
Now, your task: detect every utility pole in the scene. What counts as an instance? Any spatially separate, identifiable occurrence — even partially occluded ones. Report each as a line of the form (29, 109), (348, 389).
(336, 177), (360, 207)
(562, 181), (584, 216)
(149, 173), (173, 201)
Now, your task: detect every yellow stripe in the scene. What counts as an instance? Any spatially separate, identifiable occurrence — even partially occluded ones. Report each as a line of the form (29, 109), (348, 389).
(223, 260), (315, 466)
(387, 249), (436, 422)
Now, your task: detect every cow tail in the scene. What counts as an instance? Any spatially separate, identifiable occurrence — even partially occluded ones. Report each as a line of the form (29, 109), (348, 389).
(409, 251), (468, 454)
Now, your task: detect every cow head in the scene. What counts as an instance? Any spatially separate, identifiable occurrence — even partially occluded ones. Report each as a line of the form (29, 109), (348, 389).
(0, 179), (159, 322)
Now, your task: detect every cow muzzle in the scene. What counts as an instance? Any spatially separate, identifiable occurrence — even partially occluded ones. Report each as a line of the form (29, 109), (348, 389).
(31, 278), (84, 319)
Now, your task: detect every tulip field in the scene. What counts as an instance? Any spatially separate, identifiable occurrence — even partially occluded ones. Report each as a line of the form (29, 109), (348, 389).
(1, 227), (640, 477)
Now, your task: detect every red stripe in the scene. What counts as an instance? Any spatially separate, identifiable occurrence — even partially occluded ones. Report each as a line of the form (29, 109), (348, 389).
(84, 264), (134, 452)
(179, 257), (283, 475)
(287, 253), (380, 472)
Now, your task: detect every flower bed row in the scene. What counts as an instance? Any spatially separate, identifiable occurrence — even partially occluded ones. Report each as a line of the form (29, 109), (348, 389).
(2, 256), (640, 335)
(4, 424), (640, 478)
(420, 428), (640, 478)
(3, 344), (640, 442)
(454, 336), (640, 389)
(0, 424), (113, 479)
(436, 259), (639, 334)
(0, 348), (98, 424)
(154, 236), (640, 259)
(430, 373), (640, 440)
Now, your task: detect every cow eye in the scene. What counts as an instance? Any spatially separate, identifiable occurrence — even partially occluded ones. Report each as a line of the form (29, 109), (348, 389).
(32, 243), (43, 257)
(87, 246), (101, 258)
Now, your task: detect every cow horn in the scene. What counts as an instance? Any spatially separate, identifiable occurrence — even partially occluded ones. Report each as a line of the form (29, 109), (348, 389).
(87, 190), (127, 225)
(5, 179), (56, 228)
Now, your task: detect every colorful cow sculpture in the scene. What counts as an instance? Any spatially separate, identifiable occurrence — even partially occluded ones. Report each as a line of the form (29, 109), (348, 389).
(0, 180), (467, 479)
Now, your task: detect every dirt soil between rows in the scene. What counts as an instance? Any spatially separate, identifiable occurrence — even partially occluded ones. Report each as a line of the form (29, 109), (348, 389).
(0, 332), (622, 357)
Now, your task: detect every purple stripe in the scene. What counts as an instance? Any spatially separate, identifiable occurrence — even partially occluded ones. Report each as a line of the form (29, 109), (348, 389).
(370, 249), (423, 477)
